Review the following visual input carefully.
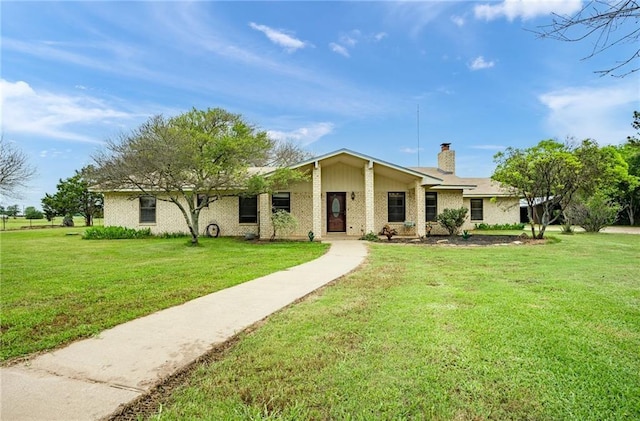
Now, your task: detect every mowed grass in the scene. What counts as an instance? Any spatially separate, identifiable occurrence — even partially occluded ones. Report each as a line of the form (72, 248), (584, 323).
(0, 229), (328, 361)
(149, 234), (640, 420)
(0, 216), (101, 230)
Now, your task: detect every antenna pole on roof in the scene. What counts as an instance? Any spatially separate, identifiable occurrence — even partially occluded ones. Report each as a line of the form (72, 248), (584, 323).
(417, 104), (420, 166)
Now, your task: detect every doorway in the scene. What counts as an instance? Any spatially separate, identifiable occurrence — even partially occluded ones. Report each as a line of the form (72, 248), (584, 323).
(327, 192), (346, 232)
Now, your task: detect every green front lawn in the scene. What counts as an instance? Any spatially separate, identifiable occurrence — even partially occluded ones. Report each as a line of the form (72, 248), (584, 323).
(0, 216), (102, 231)
(0, 229), (328, 361)
(149, 233), (640, 420)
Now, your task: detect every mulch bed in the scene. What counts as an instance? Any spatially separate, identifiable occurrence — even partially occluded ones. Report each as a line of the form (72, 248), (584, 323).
(380, 233), (541, 246)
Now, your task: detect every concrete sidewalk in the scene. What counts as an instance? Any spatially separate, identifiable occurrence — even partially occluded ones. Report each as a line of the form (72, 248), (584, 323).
(1, 240), (368, 421)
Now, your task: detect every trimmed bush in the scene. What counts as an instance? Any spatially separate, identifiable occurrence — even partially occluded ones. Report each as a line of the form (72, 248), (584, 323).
(436, 207), (468, 236)
(271, 210), (297, 241)
(359, 231), (380, 242)
(83, 226), (152, 240)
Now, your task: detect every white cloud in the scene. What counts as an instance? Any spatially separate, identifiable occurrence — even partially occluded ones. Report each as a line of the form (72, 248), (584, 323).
(329, 29), (387, 58)
(451, 15), (465, 27)
(400, 147), (424, 154)
(470, 144), (506, 151)
(469, 56), (495, 70)
(249, 22), (308, 53)
(340, 30), (360, 47)
(374, 32), (388, 41)
(474, 0), (583, 21)
(329, 42), (350, 58)
(267, 122), (334, 146)
(538, 81), (637, 144)
(0, 79), (140, 143)
(384, 2), (455, 37)
(39, 149), (69, 159)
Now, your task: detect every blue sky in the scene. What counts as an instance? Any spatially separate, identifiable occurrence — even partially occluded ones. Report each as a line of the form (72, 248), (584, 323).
(1, 1), (638, 210)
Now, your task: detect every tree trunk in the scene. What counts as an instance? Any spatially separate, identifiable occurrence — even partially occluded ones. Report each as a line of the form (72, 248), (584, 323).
(169, 196), (200, 246)
(627, 198), (636, 226)
(189, 210), (200, 245)
(527, 206), (538, 238)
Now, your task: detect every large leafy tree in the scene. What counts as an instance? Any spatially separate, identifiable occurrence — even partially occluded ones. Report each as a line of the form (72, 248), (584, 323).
(492, 139), (623, 238)
(612, 140), (640, 225)
(42, 168), (104, 226)
(93, 108), (306, 245)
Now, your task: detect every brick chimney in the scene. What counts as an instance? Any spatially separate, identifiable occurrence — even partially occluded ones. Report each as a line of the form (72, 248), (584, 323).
(437, 143), (455, 174)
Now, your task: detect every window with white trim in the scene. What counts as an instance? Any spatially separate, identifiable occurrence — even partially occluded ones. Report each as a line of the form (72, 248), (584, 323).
(139, 196), (156, 223)
(388, 192), (405, 222)
(426, 192), (438, 222)
(470, 198), (484, 221)
(272, 192), (291, 213)
(239, 196), (258, 223)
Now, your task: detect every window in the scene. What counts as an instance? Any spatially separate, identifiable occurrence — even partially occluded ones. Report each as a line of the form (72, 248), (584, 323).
(470, 199), (484, 221)
(197, 193), (208, 208)
(388, 192), (405, 222)
(239, 196), (258, 223)
(139, 196), (156, 223)
(425, 192), (438, 222)
(272, 192), (291, 213)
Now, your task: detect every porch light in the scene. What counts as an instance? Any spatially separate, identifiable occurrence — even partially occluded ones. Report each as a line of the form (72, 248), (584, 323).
(351, 192), (355, 200)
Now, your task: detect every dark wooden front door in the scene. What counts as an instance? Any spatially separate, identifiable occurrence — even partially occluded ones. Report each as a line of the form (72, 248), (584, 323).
(327, 192), (346, 232)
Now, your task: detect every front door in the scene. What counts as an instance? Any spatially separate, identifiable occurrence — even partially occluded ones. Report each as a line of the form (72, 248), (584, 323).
(327, 192), (347, 232)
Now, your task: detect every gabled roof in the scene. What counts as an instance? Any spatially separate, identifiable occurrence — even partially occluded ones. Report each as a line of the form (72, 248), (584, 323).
(410, 167), (476, 190)
(411, 167), (512, 197)
(285, 148), (444, 186)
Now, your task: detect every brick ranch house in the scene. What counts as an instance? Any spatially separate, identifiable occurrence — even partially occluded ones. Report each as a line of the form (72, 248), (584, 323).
(101, 144), (520, 240)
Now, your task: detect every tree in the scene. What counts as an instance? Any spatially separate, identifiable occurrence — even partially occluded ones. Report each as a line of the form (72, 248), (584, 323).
(536, 0), (640, 76)
(493, 140), (581, 239)
(612, 139), (640, 224)
(24, 206), (44, 220)
(567, 192), (621, 232)
(93, 108), (307, 245)
(41, 198), (56, 222)
(265, 141), (313, 166)
(42, 168), (104, 226)
(629, 110), (640, 144)
(6, 204), (20, 218)
(494, 139), (629, 238)
(0, 136), (36, 199)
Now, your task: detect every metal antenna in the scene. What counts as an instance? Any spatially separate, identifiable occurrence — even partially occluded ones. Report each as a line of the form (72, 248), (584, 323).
(417, 104), (420, 166)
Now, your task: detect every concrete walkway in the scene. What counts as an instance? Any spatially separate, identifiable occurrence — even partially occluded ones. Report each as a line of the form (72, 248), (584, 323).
(1, 240), (368, 421)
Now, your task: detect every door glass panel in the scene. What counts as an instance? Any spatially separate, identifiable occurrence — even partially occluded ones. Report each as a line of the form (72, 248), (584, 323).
(331, 197), (341, 218)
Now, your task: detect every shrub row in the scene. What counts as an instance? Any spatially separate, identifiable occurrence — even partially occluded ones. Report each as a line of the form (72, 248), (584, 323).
(474, 222), (525, 230)
(83, 226), (152, 240)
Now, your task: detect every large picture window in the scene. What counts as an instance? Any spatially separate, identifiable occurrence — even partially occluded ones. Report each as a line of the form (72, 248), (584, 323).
(272, 192), (291, 213)
(425, 192), (438, 222)
(388, 192), (405, 222)
(139, 196), (156, 223)
(470, 198), (484, 221)
(239, 196), (258, 223)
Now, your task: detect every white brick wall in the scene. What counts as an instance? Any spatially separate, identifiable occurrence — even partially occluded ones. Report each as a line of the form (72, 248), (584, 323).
(463, 197), (520, 228)
(104, 169), (520, 238)
(104, 193), (259, 237)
